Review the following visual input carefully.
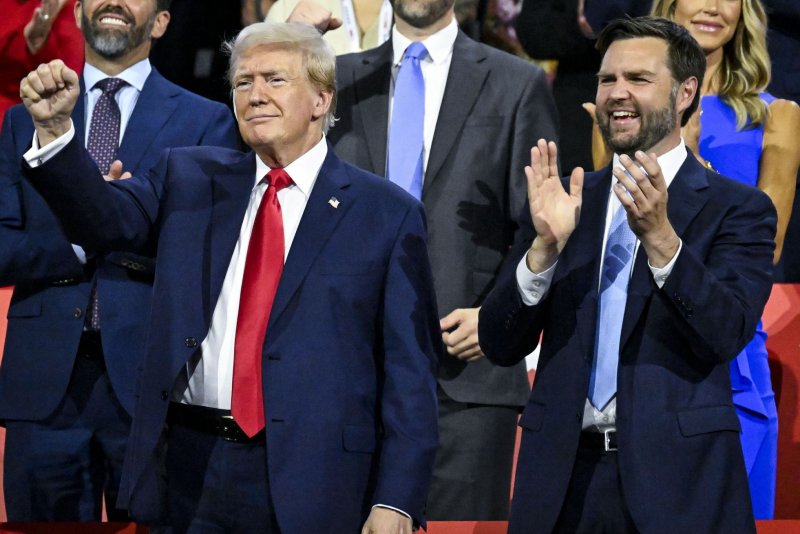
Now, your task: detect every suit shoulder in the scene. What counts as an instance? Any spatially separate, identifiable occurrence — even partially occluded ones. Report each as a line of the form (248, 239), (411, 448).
(477, 42), (547, 77)
(707, 169), (774, 211)
(152, 71), (230, 114)
(339, 159), (421, 209)
(166, 145), (248, 166)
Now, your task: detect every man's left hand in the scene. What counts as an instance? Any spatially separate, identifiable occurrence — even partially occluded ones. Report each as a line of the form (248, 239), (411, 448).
(613, 151), (680, 267)
(361, 507), (413, 534)
(440, 307), (483, 362)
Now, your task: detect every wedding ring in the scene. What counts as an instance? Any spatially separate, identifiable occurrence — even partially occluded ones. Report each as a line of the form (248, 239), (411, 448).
(39, 11), (50, 22)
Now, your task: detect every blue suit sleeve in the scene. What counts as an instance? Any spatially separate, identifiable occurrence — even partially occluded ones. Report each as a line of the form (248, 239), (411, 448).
(372, 201), (440, 527)
(0, 109), (86, 285)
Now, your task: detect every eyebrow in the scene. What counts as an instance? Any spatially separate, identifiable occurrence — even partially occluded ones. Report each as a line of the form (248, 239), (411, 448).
(596, 69), (657, 78)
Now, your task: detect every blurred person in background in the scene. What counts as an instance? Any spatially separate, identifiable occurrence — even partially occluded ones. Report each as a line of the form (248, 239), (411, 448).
(0, 0), (83, 123)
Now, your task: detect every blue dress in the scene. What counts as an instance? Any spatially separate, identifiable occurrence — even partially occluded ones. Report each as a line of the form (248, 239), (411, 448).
(699, 93), (778, 519)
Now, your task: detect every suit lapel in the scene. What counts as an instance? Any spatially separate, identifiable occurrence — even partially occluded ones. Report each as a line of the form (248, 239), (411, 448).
(208, 152), (257, 310)
(619, 152), (709, 348)
(118, 69), (179, 173)
(267, 150), (353, 328)
(73, 78), (87, 144)
(425, 32), (489, 189)
(352, 42), (393, 174)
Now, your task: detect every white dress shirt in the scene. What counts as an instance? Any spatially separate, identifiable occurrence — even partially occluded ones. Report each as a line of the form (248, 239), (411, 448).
(173, 137), (327, 409)
(516, 141), (689, 430)
(389, 18), (458, 175)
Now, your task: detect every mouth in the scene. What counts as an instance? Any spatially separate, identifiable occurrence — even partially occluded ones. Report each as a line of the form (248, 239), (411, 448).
(691, 20), (723, 32)
(246, 114), (279, 123)
(94, 10), (132, 29)
(609, 110), (640, 126)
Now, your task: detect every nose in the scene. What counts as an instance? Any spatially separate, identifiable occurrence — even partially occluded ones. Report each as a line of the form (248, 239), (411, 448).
(606, 79), (631, 101)
(702, 0), (719, 14)
(248, 77), (270, 106)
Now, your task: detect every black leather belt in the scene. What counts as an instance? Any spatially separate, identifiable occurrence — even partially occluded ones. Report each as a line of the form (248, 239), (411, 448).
(168, 403), (265, 444)
(578, 430), (618, 452)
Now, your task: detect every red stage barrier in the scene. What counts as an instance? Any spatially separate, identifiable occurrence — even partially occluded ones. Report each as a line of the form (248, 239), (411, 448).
(0, 521), (796, 533)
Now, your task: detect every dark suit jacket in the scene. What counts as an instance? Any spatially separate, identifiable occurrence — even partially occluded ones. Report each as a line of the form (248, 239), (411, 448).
(25, 138), (441, 532)
(330, 32), (558, 407)
(479, 153), (775, 533)
(0, 68), (238, 420)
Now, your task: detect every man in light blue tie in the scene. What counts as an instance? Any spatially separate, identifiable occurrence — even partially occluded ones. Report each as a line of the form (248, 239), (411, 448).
(478, 16), (774, 534)
(327, 0), (559, 519)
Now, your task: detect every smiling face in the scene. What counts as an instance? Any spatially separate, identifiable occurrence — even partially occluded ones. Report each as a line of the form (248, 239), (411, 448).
(595, 37), (691, 157)
(76, 0), (169, 62)
(232, 44), (332, 167)
(671, 0), (741, 55)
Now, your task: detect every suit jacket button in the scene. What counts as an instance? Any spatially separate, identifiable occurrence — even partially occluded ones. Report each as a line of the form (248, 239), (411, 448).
(185, 337), (198, 348)
(161, 390), (169, 401)
(73, 308), (83, 318)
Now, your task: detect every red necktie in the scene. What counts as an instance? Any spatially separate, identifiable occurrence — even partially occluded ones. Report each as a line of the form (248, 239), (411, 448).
(232, 168), (293, 437)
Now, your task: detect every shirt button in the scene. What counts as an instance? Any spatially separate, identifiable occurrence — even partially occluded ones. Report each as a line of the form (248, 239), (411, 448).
(185, 337), (198, 348)
(532, 292), (539, 299)
(603, 416), (609, 422)
(533, 281), (541, 288)
(160, 390), (169, 401)
(73, 308), (83, 318)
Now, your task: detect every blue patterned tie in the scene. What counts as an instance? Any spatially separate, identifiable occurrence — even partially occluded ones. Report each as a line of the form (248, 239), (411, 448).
(590, 203), (637, 409)
(85, 77), (126, 330)
(387, 42), (428, 200)
(87, 77), (126, 174)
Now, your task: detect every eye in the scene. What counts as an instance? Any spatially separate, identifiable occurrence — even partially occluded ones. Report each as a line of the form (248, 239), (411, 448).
(234, 79), (252, 91)
(598, 76), (615, 85)
(268, 76), (287, 86)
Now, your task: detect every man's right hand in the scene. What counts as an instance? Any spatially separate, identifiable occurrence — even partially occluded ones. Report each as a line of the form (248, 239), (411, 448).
(20, 59), (79, 147)
(524, 139), (583, 274)
(286, 0), (343, 33)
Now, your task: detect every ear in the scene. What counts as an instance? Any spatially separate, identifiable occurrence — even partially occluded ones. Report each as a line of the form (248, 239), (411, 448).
(676, 76), (699, 119)
(312, 88), (333, 121)
(74, 1), (82, 30)
(150, 10), (171, 39)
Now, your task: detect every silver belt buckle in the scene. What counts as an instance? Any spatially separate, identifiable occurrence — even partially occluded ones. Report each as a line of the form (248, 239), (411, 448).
(603, 429), (617, 452)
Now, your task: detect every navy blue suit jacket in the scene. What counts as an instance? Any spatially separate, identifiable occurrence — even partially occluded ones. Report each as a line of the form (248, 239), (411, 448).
(25, 138), (441, 532)
(0, 68), (238, 420)
(479, 153), (775, 533)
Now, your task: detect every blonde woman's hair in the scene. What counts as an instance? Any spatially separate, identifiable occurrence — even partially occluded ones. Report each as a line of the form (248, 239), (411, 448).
(651, 0), (771, 129)
(224, 21), (337, 133)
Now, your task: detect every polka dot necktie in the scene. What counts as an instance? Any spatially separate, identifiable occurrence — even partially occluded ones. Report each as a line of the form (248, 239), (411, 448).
(231, 169), (293, 437)
(85, 77), (127, 330)
(87, 77), (127, 174)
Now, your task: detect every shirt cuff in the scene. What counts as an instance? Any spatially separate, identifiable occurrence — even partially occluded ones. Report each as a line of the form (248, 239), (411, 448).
(23, 122), (76, 168)
(648, 238), (682, 288)
(71, 244), (87, 265)
(516, 255), (557, 306)
(372, 504), (411, 520)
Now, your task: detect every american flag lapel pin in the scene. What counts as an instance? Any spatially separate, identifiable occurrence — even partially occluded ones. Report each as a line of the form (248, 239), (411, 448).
(328, 197), (340, 209)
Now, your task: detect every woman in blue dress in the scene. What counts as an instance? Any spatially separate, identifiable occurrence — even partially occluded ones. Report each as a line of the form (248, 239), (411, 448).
(650, 0), (800, 519)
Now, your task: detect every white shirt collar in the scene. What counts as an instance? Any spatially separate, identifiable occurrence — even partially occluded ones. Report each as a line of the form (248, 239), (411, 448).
(611, 139), (687, 189)
(254, 135), (328, 197)
(391, 17), (458, 66)
(83, 59), (152, 93)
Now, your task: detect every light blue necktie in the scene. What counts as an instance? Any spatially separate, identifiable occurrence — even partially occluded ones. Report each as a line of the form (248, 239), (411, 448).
(590, 203), (637, 409)
(387, 42), (428, 200)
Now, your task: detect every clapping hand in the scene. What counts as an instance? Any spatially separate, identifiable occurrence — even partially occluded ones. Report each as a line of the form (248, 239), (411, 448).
(524, 139), (584, 273)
